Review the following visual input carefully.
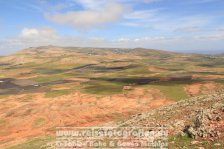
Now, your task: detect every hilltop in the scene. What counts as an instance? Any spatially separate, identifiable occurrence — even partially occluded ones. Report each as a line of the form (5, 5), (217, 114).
(119, 92), (224, 148)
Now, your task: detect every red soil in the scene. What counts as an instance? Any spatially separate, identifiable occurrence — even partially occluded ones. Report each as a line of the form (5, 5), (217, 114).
(0, 88), (174, 148)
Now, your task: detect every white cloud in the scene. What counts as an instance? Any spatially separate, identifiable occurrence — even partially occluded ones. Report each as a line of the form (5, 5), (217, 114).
(112, 34), (224, 52)
(125, 9), (157, 20)
(0, 27), (60, 55)
(124, 11), (215, 34)
(45, 1), (126, 30)
(20, 27), (57, 39)
(174, 26), (202, 33)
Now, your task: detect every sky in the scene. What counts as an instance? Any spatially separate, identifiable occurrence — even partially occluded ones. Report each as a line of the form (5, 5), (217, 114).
(0, 0), (224, 55)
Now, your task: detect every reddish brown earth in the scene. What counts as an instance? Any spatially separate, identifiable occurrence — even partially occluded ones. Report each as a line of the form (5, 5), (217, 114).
(184, 82), (217, 96)
(0, 88), (174, 148)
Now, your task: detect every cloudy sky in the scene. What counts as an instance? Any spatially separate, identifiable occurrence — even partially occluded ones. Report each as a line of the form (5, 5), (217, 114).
(0, 0), (224, 55)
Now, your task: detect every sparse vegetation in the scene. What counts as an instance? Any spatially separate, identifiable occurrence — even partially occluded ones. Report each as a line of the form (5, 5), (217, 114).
(32, 73), (70, 83)
(0, 47), (224, 149)
(150, 82), (189, 101)
(45, 89), (73, 98)
(32, 118), (46, 128)
(169, 135), (194, 148)
(0, 75), (5, 78)
(0, 119), (5, 127)
(7, 136), (54, 149)
(82, 81), (124, 95)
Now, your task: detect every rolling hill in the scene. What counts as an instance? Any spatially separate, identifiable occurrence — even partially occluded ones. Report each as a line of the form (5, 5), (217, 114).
(0, 46), (224, 148)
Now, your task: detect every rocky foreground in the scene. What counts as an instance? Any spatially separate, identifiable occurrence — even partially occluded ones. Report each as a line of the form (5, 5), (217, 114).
(118, 91), (224, 148)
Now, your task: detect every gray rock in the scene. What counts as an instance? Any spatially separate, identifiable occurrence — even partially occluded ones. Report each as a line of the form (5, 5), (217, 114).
(185, 109), (220, 139)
